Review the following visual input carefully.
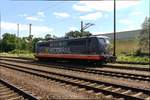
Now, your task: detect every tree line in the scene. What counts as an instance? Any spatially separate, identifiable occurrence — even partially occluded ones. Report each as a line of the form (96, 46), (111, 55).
(0, 31), (92, 53)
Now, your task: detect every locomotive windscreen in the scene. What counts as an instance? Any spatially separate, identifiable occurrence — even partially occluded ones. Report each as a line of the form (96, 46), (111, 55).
(98, 37), (111, 54)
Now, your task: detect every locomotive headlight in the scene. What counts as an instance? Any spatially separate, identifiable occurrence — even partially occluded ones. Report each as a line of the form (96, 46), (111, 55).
(106, 39), (110, 44)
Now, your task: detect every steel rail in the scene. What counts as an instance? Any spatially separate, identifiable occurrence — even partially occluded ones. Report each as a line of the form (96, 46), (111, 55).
(0, 79), (39, 100)
(0, 59), (149, 82)
(39, 62), (150, 82)
(116, 61), (150, 65)
(0, 63), (150, 100)
(0, 56), (149, 65)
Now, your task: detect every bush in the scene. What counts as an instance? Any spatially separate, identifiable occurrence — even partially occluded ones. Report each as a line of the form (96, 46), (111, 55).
(117, 54), (150, 63)
(135, 49), (141, 56)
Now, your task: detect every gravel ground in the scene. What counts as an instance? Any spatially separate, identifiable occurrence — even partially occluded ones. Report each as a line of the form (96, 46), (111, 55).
(90, 67), (150, 76)
(1, 60), (150, 90)
(0, 66), (112, 100)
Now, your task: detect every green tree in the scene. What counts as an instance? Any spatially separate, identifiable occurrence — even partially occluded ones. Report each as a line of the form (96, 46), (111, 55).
(0, 39), (2, 52)
(32, 37), (43, 52)
(45, 34), (52, 40)
(20, 37), (29, 50)
(65, 31), (92, 38)
(1, 33), (17, 52)
(138, 17), (150, 53)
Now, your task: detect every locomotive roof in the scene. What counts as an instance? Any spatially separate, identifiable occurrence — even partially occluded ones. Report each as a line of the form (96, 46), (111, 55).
(37, 35), (109, 43)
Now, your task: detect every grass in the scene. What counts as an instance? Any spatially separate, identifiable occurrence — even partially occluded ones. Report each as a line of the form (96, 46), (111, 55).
(0, 52), (35, 59)
(117, 54), (150, 63)
(111, 39), (139, 54)
(110, 39), (149, 63)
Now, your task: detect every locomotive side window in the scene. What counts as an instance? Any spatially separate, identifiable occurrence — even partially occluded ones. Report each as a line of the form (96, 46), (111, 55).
(63, 41), (67, 46)
(50, 41), (52, 47)
(88, 37), (98, 54)
(68, 39), (85, 46)
(67, 39), (87, 54)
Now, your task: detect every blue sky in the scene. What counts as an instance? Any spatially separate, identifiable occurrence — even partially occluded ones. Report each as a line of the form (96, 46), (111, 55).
(0, 0), (149, 38)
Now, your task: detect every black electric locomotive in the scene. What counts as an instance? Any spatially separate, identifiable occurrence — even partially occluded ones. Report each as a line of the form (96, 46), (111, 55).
(35, 36), (116, 63)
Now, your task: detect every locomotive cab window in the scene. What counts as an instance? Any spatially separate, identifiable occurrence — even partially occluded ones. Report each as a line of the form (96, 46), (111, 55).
(98, 38), (105, 45)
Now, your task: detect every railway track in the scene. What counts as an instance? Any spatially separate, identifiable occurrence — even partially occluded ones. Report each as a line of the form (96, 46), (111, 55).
(0, 56), (149, 71)
(0, 54), (149, 66)
(0, 58), (150, 82)
(0, 62), (150, 100)
(35, 62), (150, 82)
(0, 79), (39, 100)
(116, 61), (150, 65)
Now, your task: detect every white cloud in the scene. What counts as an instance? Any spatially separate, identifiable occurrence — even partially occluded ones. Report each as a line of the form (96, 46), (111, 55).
(1, 21), (22, 31)
(1, 21), (54, 37)
(104, 14), (109, 19)
(37, 11), (45, 17)
(53, 12), (70, 18)
(69, 26), (78, 31)
(19, 11), (45, 21)
(26, 16), (40, 21)
(119, 19), (141, 31)
(19, 14), (27, 17)
(119, 19), (133, 25)
(73, 3), (92, 12)
(1, 21), (15, 31)
(80, 12), (102, 20)
(73, 1), (140, 12)
(129, 11), (143, 16)
(32, 26), (53, 37)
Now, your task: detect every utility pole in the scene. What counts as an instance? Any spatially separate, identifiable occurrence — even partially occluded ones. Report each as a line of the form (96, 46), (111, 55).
(28, 24), (32, 43)
(17, 24), (19, 37)
(80, 21), (83, 33)
(29, 24), (31, 38)
(17, 24), (19, 55)
(29, 24), (32, 52)
(113, 0), (116, 57)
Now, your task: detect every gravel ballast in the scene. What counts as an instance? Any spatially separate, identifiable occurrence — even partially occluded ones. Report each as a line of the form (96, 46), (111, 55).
(0, 66), (111, 100)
